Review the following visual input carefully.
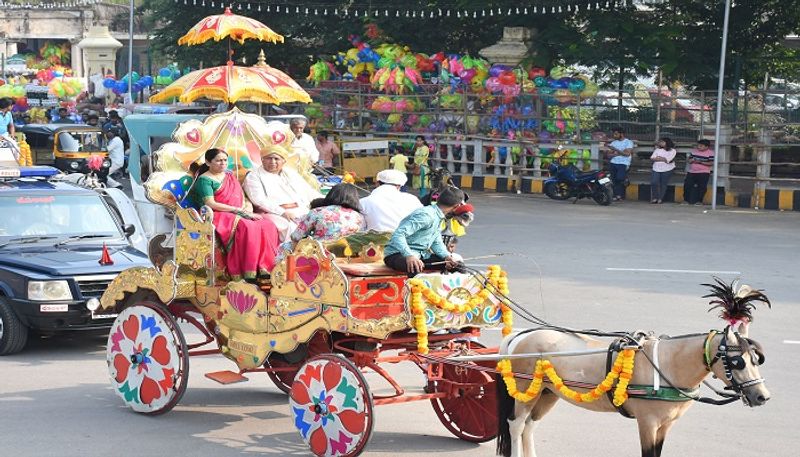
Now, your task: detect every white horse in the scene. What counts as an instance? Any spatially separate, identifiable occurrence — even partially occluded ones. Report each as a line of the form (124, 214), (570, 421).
(496, 279), (771, 457)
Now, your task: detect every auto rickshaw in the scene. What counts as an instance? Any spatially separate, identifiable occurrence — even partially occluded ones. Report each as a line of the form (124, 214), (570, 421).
(18, 124), (111, 178)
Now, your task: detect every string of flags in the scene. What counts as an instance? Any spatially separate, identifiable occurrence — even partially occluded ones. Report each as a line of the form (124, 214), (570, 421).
(0, 0), (100, 9)
(174, 1), (665, 16)
(0, 0), (666, 13)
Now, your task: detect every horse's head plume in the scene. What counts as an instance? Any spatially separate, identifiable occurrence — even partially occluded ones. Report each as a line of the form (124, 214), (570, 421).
(702, 277), (771, 324)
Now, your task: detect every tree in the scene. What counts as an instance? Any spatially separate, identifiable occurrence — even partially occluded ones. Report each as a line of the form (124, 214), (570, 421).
(140, 0), (800, 89)
(650, 0), (800, 88)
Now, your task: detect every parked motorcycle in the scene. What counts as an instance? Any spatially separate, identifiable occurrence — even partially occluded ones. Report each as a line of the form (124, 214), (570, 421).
(544, 162), (613, 206)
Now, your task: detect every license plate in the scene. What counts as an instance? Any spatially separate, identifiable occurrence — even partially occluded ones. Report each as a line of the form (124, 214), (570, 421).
(40, 304), (68, 313)
(598, 177), (611, 184)
(92, 312), (118, 320)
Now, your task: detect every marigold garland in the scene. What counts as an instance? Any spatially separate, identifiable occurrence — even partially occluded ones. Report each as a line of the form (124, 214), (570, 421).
(496, 349), (637, 406)
(408, 265), (512, 354)
(17, 137), (33, 166)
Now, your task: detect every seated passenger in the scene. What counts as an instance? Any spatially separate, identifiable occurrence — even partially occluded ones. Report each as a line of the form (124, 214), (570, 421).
(58, 132), (80, 152)
(359, 169), (422, 232)
(278, 183), (366, 256)
(383, 187), (465, 276)
(190, 148), (281, 281)
(243, 145), (323, 241)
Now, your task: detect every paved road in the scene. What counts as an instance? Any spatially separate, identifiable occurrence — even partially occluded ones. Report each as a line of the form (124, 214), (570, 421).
(2, 194), (798, 457)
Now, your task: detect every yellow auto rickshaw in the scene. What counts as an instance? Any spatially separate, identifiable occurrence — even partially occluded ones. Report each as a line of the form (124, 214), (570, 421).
(19, 124), (111, 175)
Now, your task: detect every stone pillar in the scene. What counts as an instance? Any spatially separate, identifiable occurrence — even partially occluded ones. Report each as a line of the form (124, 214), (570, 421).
(70, 39), (83, 77)
(716, 125), (732, 189)
(756, 129), (772, 189)
(478, 27), (534, 66)
(78, 26), (122, 79)
(473, 139), (484, 176)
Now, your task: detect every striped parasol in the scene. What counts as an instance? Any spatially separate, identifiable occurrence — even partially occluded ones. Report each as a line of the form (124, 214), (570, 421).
(178, 7), (284, 46)
(149, 60), (311, 105)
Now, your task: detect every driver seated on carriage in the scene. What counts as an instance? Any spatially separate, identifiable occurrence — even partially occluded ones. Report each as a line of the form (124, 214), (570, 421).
(383, 186), (465, 276)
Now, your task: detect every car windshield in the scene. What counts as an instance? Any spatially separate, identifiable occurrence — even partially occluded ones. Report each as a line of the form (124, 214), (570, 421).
(58, 131), (106, 152)
(0, 194), (121, 239)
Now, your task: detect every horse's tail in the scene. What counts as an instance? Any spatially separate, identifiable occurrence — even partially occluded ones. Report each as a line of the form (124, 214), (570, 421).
(496, 372), (514, 457)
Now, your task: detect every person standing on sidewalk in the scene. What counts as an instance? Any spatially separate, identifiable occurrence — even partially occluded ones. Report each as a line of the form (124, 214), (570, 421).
(411, 135), (431, 197)
(649, 137), (677, 204)
(684, 139), (714, 205)
(605, 127), (635, 201)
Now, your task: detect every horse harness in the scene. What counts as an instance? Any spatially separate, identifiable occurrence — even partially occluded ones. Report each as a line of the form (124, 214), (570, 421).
(703, 327), (766, 404)
(604, 336), (699, 419)
(507, 327), (765, 418)
(604, 327), (766, 419)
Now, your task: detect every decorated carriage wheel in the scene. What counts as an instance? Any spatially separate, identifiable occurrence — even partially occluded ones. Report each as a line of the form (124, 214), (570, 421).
(265, 332), (331, 395)
(428, 341), (498, 442)
(289, 354), (374, 457)
(106, 302), (189, 415)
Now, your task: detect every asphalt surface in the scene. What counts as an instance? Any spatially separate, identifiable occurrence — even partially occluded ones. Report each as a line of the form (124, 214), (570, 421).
(1, 193), (798, 457)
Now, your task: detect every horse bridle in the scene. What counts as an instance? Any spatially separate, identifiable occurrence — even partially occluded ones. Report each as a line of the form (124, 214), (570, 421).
(704, 327), (766, 402)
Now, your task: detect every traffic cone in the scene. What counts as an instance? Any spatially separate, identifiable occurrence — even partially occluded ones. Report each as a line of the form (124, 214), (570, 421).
(99, 243), (114, 266)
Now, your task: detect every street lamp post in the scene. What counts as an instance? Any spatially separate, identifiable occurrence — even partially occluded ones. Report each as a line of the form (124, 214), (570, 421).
(711, 0), (732, 210)
(127, 0), (134, 104)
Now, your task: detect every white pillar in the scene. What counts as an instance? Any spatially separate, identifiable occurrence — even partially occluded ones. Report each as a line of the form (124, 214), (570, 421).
(445, 144), (455, 173)
(504, 144), (514, 176)
(71, 42), (84, 77)
(756, 129), (772, 189)
(473, 140), (484, 176)
(460, 143), (469, 175)
(493, 142), (502, 175)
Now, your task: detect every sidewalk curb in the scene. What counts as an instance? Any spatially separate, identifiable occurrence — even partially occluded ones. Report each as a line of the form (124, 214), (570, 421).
(447, 175), (800, 211)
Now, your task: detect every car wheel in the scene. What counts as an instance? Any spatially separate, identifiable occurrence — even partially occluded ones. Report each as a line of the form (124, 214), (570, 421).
(0, 297), (29, 355)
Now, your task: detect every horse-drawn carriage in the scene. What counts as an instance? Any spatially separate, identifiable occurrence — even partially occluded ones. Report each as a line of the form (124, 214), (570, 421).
(96, 110), (509, 456)
(97, 109), (772, 457)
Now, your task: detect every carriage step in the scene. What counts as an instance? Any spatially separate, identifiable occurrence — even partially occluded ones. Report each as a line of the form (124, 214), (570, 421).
(205, 370), (249, 385)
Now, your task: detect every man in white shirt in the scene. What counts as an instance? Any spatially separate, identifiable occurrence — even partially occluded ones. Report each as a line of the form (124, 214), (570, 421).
(360, 169), (423, 232)
(289, 118), (320, 168)
(605, 127), (636, 201)
(243, 145), (323, 241)
(105, 129), (125, 188)
(89, 72), (108, 100)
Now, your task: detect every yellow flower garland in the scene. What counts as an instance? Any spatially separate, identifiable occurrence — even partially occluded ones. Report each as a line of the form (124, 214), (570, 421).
(408, 265), (512, 354)
(17, 137), (33, 166)
(496, 349), (637, 406)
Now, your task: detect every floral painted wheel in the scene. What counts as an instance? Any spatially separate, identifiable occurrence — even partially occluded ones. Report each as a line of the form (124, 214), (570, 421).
(428, 341), (498, 442)
(290, 354), (374, 457)
(106, 303), (189, 415)
(265, 332), (332, 394)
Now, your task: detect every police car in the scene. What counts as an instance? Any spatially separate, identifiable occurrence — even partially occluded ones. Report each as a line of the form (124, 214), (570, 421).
(0, 164), (151, 355)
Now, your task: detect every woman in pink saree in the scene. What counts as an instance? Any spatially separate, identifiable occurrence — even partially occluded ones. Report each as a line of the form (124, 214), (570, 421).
(191, 148), (280, 280)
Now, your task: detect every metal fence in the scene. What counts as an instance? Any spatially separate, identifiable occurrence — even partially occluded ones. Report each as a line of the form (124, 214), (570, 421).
(299, 83), (800, 189)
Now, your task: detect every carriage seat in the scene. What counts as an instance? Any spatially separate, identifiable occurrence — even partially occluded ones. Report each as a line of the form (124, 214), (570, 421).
(338, 262), (399, 277)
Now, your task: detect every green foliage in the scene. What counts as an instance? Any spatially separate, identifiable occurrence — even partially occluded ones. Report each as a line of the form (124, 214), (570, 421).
(142, 0), (800, 89)
(649, 0), (800, 88)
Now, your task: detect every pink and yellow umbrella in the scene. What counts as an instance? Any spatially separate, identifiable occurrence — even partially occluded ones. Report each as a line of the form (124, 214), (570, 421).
(149, 61), (311, 105)
(178, 7), (284, 46)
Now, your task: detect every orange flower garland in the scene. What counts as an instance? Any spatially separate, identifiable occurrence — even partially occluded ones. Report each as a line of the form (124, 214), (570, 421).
(408, 265), (512, 354)
(17, 137), (33, 166)
(496, 349), (637, 406)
